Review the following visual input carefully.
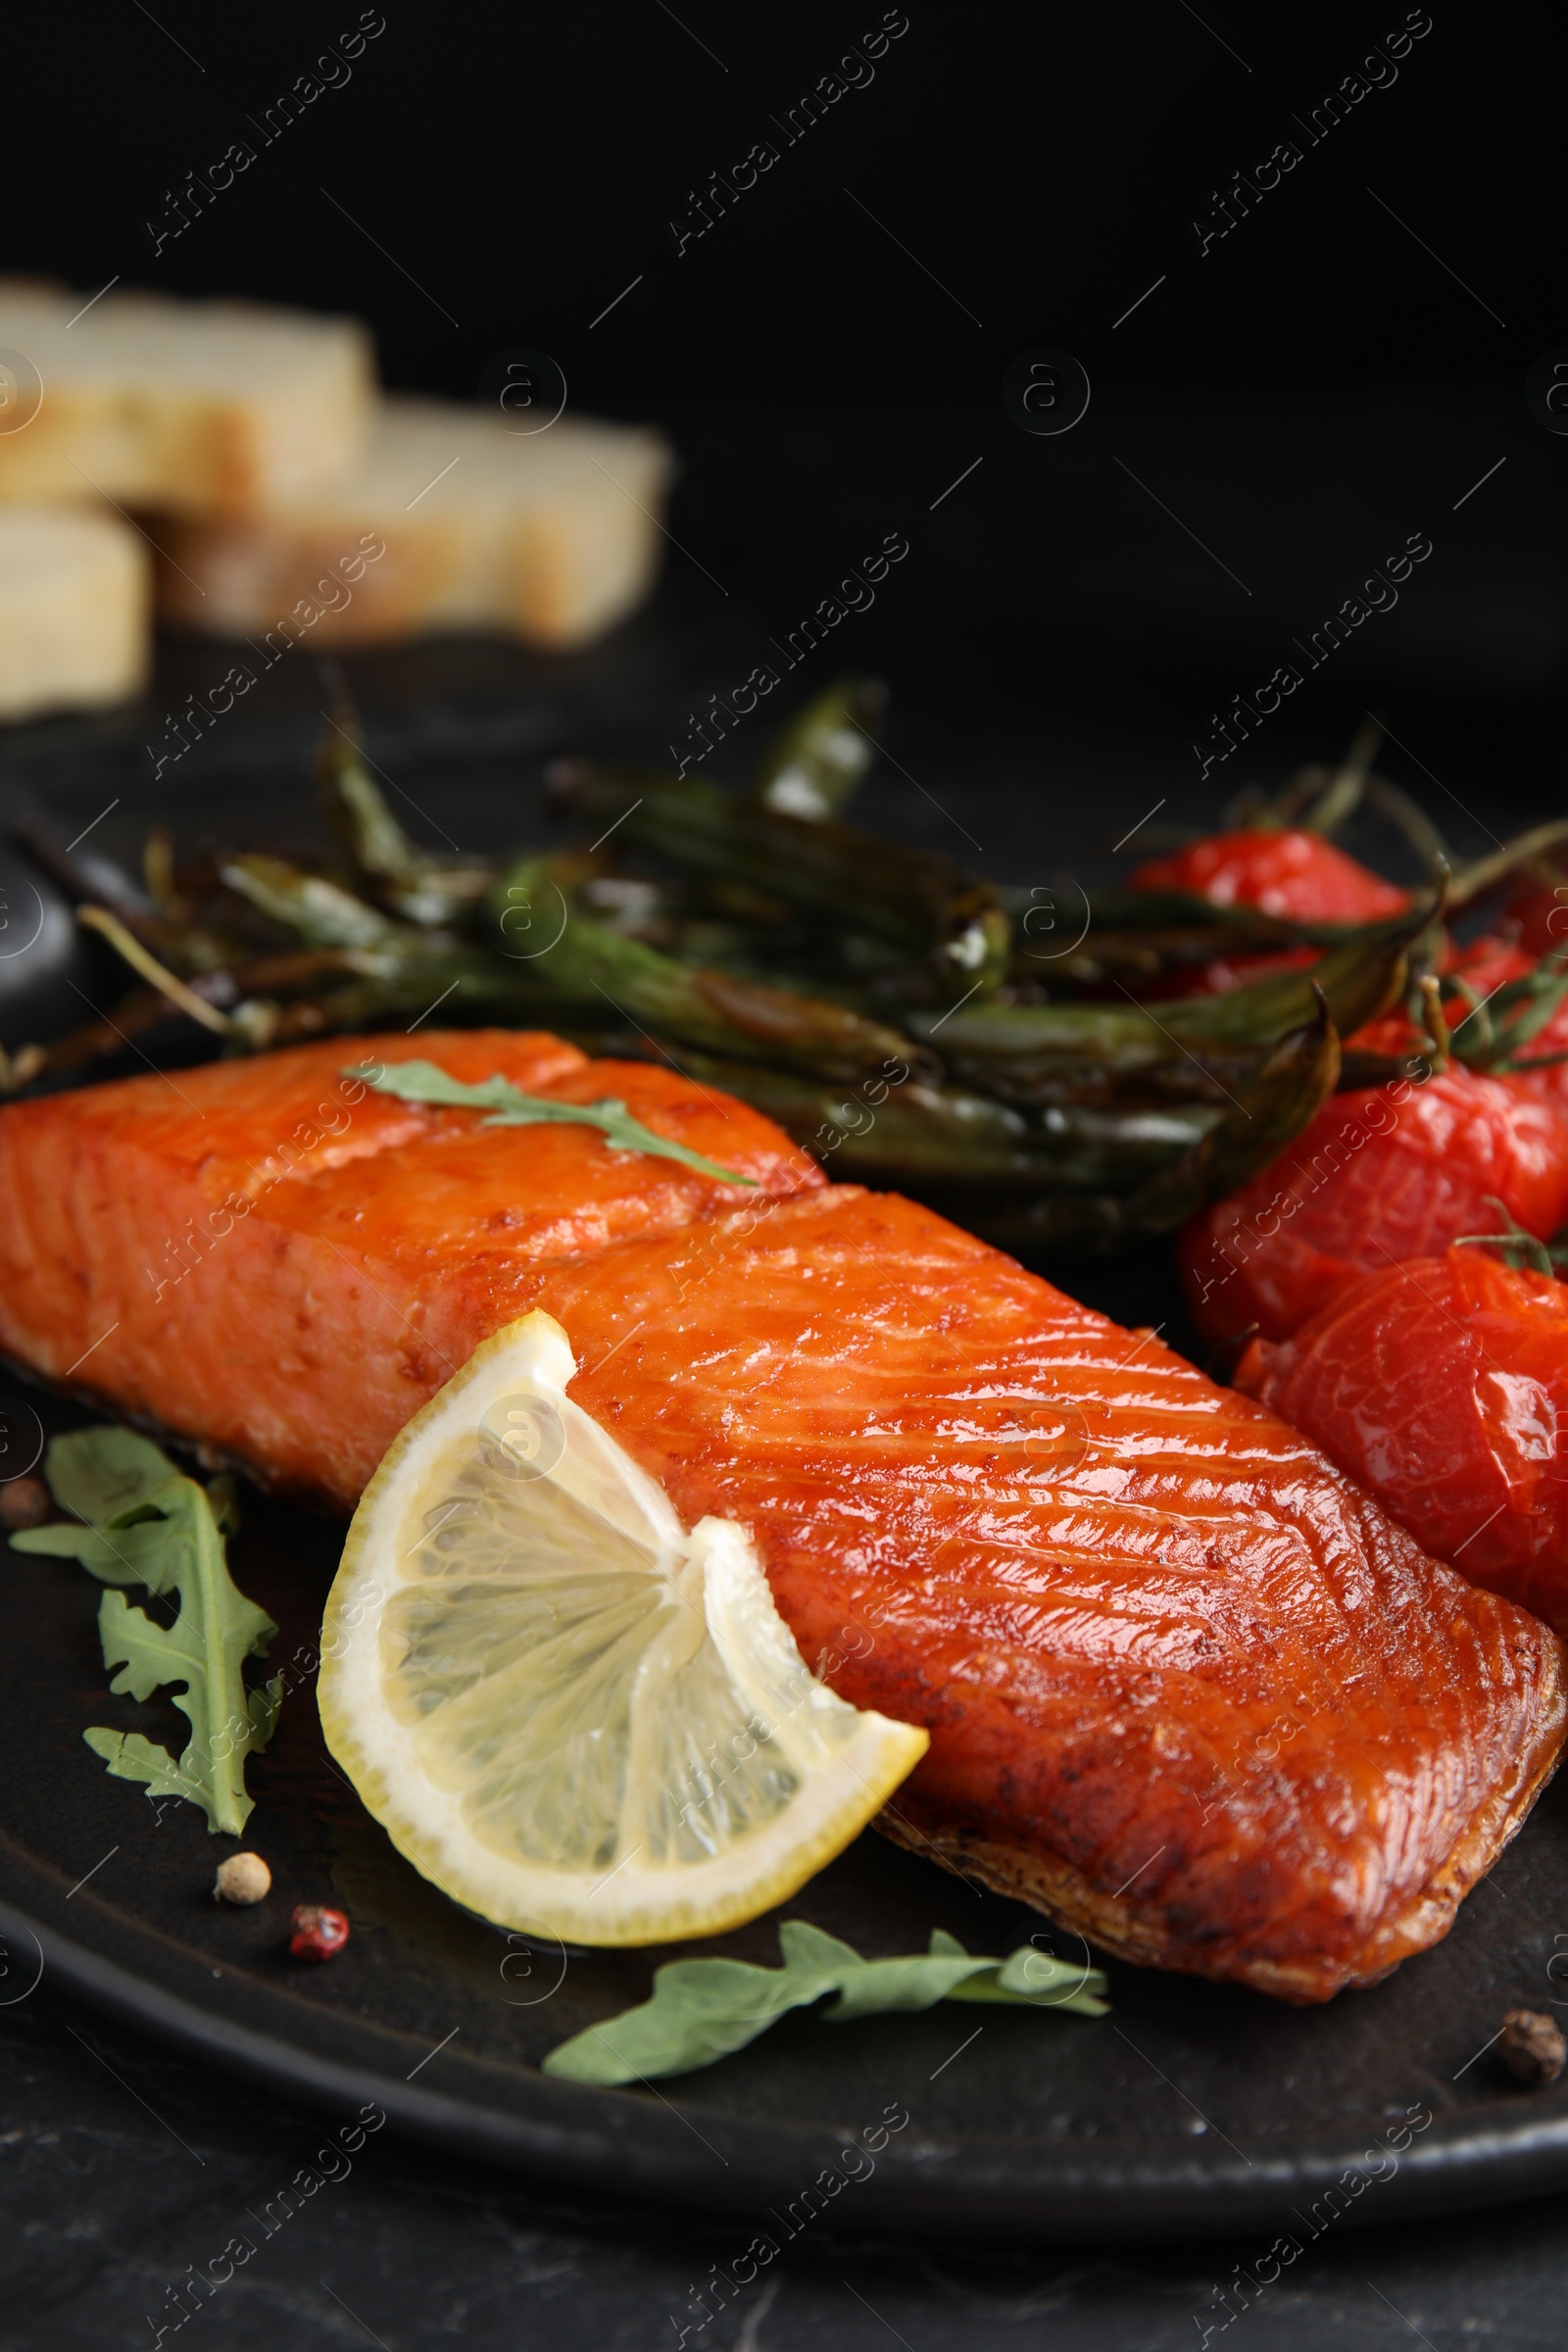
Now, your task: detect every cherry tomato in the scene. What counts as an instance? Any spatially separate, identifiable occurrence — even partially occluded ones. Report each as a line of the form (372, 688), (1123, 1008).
(1132, 829), (1409, 923)
(1180, 1064), (1568, 1346)
(1505, 877), (1568, 958)
(1490, 968), (1568, 1124)
(1445, 933), (1539, 996)
(1236, 1247), (1568, 1633)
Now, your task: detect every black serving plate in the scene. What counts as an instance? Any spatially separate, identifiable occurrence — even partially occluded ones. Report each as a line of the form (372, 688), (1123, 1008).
(4, 646), (1568, 2242)
(6, 1406), (1568, 2246)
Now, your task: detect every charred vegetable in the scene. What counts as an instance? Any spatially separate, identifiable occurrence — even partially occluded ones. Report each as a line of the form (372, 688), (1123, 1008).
(550, 761), (1011, 1004)
(1, 676), (1530, 1261)
(752, 675), (888, 820)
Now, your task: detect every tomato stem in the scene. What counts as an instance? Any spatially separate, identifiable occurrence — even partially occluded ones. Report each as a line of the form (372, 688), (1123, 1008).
(1418, 975), (1451, 1071)
(1453, 1199), (1557, 1280)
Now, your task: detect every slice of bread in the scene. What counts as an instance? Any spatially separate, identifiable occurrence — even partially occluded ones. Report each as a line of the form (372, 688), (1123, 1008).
(0, 504), (150, 719)
(151, 396), (674, 650)
(0, 280), (372, 515)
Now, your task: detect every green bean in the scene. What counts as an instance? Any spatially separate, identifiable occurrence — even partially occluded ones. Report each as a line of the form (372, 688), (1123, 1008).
(220, 848), (923, 1087)
(1157, 901), (1432, 1043)
(667, 1052), (1222, 1188)
(14, 986), (208, 1083)
(912, 897), (1430, 1100)
(315, 696), (496, 926)
(945, 995), (1340, 1253)
(1021, 926), (1298, 997)
(316, 699), (425, 891)
(216, 856), (532, 1037)
(219, 855), (414, 955)
(34, 678), (1454, 1255)
(752, 675), (887, 819)
(1074, 890), (1307, 942)
(1010, 886), (1417, 997)
(552, 765), (1010, 1004)
(487, 857), (932, 1084)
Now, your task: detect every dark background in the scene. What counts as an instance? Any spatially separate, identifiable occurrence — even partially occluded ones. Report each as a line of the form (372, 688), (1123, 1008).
(7, 0), (1565, 825)
(15, 4), (1544, 402)
(7, 4), (1568, 2346)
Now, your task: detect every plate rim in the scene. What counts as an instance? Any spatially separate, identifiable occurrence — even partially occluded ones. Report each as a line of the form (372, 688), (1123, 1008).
(9, 1873), (1568, 2246)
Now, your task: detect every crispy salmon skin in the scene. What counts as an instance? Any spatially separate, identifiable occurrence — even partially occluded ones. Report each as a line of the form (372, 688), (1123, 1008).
(1, 1035), (1562, 2000)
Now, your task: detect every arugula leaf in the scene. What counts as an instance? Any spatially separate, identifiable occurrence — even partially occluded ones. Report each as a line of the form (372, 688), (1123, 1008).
(543, 1921), (1108, 2083)
(43, 1426), (178, 1527)
(82, 1728), (220, 1813)
(347, 1060), (757, 1187)
(10, 1430), (280, 1835)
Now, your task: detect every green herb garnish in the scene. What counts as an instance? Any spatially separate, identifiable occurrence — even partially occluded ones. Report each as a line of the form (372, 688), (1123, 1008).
(347, 1060), (757, 1187)
(10, 1429), (281, 1835)
(543, 1920), (1107, 2084)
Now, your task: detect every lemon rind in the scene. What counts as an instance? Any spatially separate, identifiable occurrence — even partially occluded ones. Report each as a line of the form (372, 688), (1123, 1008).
(318, 1312), (929, 1946)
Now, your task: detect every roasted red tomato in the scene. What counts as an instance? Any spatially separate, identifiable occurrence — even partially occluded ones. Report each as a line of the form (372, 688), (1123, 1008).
(1493, 976), (1568, 1124)
(1506, 878), (1568, 959)
(1446, 934), (1539, 996)
(1237, 1246), (1568, 1634)
(1180, 1064), (1568, 1346)
(1132, 829), (1410, 922)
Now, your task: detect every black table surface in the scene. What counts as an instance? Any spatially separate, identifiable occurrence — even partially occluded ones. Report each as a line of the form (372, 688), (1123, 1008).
(5, 380), (1567, 2347)
(4, 1969), (1567, 2352)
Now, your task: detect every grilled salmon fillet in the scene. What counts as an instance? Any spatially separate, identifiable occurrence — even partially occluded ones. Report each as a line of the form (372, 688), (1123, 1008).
(0, 1031), (822, 1502)
(1, 1034), (1562, 2000)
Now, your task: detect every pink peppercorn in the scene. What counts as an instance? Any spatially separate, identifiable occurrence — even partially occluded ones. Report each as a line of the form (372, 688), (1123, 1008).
(289, 1903), (350, 1960)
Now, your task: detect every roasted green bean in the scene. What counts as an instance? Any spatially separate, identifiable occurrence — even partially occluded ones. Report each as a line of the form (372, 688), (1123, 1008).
(315, 692), (495, 926)
(552, 765), (1010, 1004)
(487, 856), (933, 1084)
(664, 1053), (1223, 1189)
(942, 994), (1340, 1252)
(751, 675), (887, 819)
(913, 898), (1430, 1102)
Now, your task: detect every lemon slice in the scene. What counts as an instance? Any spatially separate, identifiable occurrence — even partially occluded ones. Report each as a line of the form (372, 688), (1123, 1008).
(318, 1311), (928, 1946)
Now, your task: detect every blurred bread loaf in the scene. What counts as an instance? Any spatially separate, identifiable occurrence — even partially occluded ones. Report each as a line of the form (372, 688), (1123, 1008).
(152, 396), (673, 650)
(0, 505), (150, 719)
(0, 280), (372, 515)
(0, 285), (670, 705)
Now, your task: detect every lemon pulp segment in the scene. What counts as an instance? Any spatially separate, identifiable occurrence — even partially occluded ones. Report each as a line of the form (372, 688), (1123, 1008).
(318, 1312), (929, 1945)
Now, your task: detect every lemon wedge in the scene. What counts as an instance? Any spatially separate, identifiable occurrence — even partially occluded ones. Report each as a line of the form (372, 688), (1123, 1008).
(318, 1311), (928, 1946)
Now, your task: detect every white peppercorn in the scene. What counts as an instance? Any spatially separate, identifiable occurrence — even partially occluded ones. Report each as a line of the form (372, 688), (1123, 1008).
(214, 1852), (271, 1905)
